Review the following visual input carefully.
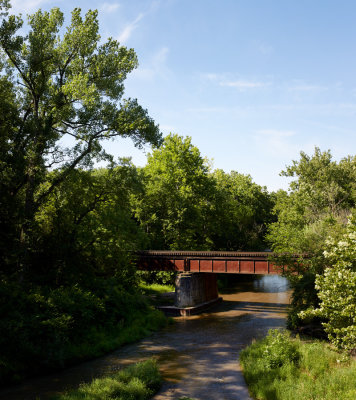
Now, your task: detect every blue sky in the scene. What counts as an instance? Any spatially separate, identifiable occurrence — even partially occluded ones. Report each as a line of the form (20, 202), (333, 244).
(10, 0), (356, 191)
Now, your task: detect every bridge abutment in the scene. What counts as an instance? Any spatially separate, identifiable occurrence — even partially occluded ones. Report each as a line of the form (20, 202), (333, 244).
(156, 272), (220, 316)
(174, 272), (218, 307)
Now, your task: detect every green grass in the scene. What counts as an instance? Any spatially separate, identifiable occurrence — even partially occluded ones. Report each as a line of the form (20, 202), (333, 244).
(139, 282), (175, 295)
(139, 283), (175, 307)
(240, 329), (356, 400)
(53, 359), (161, 400)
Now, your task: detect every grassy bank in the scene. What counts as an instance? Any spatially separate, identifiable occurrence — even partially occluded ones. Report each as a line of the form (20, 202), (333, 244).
(139, 282), (175, 295)
(53, 359), (161, 400)
(240, 329), (356, 400)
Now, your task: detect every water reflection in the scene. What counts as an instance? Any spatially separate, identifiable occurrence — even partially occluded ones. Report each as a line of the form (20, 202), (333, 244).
(252, 275), (290, 293)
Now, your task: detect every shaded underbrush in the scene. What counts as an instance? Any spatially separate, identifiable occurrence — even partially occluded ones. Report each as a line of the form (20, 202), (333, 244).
(139, 282), (175, 307)
(0, 280), (167, 386)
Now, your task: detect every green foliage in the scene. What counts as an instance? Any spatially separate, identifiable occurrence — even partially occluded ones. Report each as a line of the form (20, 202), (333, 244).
(139, 282), (175, 295)
(53, 359), (161, 400)
(0, 4), (163, 384)
(133, 133), (274, 251)
(240, 329), (356, 400)
(133, 134), (214, 250)
(259, 329), (300, 370)
(268, 148), (355, 258)
(0, 4), (161, 279)
(31, 161), (147, 287)
(299, 214), (356, 351)
(137, 270), (176, 286)
(267, 148), (356, 329)
(0, 280), (166, 384)
(209, 169), (274, 250)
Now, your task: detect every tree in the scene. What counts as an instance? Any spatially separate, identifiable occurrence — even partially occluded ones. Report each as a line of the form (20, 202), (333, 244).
(132, 134), (274, 252)
(132, 134), (214, 250)
(32, 160), (147, 287)
(0, 3), (161, 277)
(299, 214), (356, 351)
(208, 169), (274, 250)
(0, 3), (164, 382)
(267, 148), (356, 329)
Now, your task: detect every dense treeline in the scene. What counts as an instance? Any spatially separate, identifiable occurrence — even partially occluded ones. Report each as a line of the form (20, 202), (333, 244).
(1, 0), (355, 386)
(0, 3), (274, 384)
(133, 134), (273, 251)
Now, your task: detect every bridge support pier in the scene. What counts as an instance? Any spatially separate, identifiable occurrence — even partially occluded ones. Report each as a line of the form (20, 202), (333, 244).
(171, 273), (221, 315)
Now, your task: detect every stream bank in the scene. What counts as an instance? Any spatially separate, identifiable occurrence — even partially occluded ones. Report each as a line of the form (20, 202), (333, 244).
(0, 275), (290, 400)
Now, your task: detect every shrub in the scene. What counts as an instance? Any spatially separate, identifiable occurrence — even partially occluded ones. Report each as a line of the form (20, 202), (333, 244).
(260, 329), (300, 370)
(54, 359), (161, 400)
(299, 214), (356, 351)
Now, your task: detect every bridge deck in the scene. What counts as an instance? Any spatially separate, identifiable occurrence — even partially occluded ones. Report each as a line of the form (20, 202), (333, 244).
(137, 250), (283, 274)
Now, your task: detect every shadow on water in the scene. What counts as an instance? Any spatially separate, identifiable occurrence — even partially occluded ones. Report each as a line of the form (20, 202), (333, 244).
(0, 275), (291, 400)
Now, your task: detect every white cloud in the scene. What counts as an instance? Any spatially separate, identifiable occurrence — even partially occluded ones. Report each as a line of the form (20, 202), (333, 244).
(257, 43), (273, 55)
(10, 0), (56, 14)
(221, 80), (267, 89)
(202, 73), (219, 81)
(252, 40), (274, 56)
(257, 129), (295, 138)
(202, 73), (270, 90)
(187, 102), (356, 120)
(117, 12), (144, 43)
(100, 2), (120, 13)
(288, 84), (327, 92)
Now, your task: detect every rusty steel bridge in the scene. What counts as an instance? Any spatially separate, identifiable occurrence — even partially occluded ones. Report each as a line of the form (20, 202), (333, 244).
(137, 250), (284, 275)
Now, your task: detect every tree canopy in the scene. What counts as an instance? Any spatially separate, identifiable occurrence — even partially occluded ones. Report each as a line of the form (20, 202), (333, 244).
(267, 148), (356, 332)
(0, 3), (161, 277)
(0, 3), (163, 382)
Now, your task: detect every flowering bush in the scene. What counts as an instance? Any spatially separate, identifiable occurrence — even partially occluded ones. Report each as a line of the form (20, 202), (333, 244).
(299, 214), (356, 351)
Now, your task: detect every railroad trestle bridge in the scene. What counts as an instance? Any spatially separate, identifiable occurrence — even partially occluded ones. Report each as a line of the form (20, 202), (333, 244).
(137, 251), (288, 315)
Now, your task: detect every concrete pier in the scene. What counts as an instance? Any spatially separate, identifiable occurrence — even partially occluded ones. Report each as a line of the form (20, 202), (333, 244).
(174, 272), (219, 307)
(157, 273), (221, 316)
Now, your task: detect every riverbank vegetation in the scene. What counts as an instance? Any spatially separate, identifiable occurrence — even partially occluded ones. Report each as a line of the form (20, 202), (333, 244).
(240, 329), (356, 400)
(1, 0), (355, 390)
(0, 1), (165, 385)
(0, 1), (274, 385)
(53, 359), (161, 400)
(266, 149), (356, 350)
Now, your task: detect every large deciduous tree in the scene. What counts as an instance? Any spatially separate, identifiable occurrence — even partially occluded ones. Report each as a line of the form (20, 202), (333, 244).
(0, 2), (163, 381)
(132, 134), (215, 250)
(267, 148), (356, 329)
(0, 2), (161, 277)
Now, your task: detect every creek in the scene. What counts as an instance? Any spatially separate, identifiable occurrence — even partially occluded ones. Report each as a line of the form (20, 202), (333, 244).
(0, 275), (291, 400)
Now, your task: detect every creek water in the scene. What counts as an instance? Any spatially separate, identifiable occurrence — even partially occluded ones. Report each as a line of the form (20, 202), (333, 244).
(0, 275), (291, 400)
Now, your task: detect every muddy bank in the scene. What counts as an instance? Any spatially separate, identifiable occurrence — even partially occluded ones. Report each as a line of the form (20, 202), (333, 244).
(0, 275), (291, 400)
